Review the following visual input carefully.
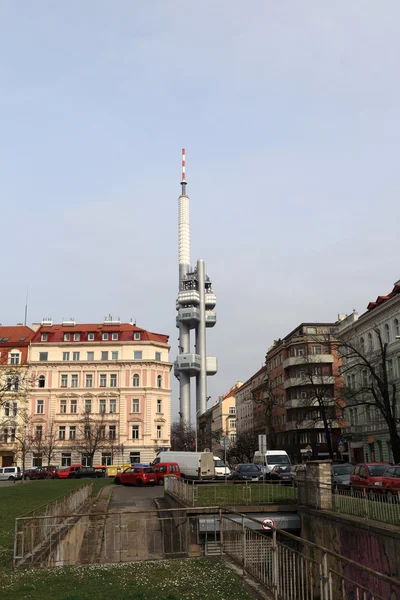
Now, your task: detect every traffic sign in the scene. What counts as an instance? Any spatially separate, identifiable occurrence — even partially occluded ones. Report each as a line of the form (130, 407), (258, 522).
(262, 518), (275, 531)
(219, 436), (230, 450)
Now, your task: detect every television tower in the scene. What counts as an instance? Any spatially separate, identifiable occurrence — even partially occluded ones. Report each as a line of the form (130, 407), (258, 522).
(175, 149), (217, 425)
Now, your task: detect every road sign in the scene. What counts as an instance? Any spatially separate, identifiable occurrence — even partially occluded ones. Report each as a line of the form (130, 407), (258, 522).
(220, 436), (230, 450)
(262, 518), (275, 531)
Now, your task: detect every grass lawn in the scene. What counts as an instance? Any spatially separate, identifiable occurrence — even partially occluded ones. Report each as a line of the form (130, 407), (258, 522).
(0, 479), (113, 569)
(0, 558), (254, 600)
(194, 482), (297, 507)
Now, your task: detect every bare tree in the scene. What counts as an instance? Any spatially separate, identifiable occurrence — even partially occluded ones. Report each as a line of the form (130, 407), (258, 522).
(11, 409), (34, 482)
(253, 374), (281, 450)
(226, 431), (259, 464)
(75, 412), (109, 467)
(337, 326), (400, 463)
(105, 440), (124, 464)
(35, 420), (59, 468)
(170, 421), (196, 451)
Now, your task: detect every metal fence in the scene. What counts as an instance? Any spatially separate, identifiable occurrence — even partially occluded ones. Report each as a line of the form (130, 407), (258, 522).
(221, 511), (400, 600)
(13, 484), (92, 567)
(332, 486), (400, 526)
(165, 477), (298, 506)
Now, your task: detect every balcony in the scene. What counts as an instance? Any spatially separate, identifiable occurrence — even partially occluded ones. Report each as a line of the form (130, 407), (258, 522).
(206, 356), (218, 376)
(205, 292), (216, 308)
(177, 290), (200, 307)
(286, 419), (339, 431)
(176, 307), (200, 327)
(205, 310), (217, 327)
(174, 353), (201, 376)
(284, 376), (335, 389)
(344, 422), (388, 434)
(283, 354), (334, 369)
(285, 398), (336, 409)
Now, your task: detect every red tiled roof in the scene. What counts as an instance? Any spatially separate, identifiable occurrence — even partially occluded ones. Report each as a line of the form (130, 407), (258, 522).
(365, 283), (400, 315)
(31, 323), (169, 344)
(0, 326), (35, 345)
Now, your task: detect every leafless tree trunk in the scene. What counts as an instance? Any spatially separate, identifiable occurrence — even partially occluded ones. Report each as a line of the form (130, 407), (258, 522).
(170, 421), (196, 451)
(75, 412), (109, 466)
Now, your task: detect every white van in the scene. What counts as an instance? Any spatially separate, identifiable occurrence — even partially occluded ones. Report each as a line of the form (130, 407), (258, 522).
(213, 456), (231, 479)
(152, 451), (214, 480)
(253, 450), (291, 475)
(0, 466), (21, 481)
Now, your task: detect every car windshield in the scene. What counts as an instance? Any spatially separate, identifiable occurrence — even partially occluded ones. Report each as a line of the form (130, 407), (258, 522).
(368, 465), (388, 476)
(214, 460), (226, 467)
(241, 465), (260, 472)
(268, 455), (289, 465)
(333, 465), (353, 476)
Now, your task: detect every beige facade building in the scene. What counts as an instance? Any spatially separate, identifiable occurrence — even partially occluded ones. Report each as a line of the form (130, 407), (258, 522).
(210, 382), (242, 455)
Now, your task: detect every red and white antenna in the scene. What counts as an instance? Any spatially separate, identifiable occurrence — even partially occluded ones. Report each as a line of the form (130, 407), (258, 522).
(181, 148), (186, 182)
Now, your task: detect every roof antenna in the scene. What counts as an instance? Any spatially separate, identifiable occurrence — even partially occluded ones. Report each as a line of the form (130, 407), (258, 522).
(24, 286), (29, 326)
(181, 148), (186, 195)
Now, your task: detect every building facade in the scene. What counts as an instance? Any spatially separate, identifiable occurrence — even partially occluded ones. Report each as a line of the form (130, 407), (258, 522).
(235, 378), (254, 436)
(338, 281), (400, 464)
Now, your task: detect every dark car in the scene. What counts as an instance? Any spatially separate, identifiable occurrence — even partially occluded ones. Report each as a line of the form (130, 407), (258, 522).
(229, 464), (262, 482)
(331, 463), (354, 491)
(25, 466), (58, 480)
(71, 467), (107, 479)
(261, 464), (294, 485)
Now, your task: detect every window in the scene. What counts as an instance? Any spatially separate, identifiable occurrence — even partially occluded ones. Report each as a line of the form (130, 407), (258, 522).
(109, 425), (116, 440)
(12, 402), (17, 416)
(362, 370), (368, 386)
(393, 318), (399, 338)
(41, 333), (48, 342)
(229, 407), (236, 414)
(60, 400), (67, 414)
(132, 425), (139, 439)
(134, 332), (141, 340)
(157, 399), (162, 413)
(99, 426), (106, 439)
(82, 454), (90, 467)
(10, 428), (16, 442)
(230, 433), (236, 442)
(38, 375), (45, 388)
(110, 399), (116, 413)
(155, 352), (161, 361)
(100, 374), (106, 387)
(156, 425), (162, 439)
(300, 433), (310, 444)
(63, 352), (70, 361)
(102, 453), (112, 465)
(388, 359), (394, 380)
(133, 374), (140, 387)
(59, 426), (66, 440)
(112, 332), (118, 340)
(70, 399), (77, 414)
(110, 374), (117, 388)
(306, 327), (317, 334)
(359, 337), (365, 353)
(2, 428), (8, 443)
(87, 351), (94, 361)
(88, 333), (95, 341)
(157, 375), (162, 388)
(130, 452), (140, 464)
(64, 333), (71, 341)
(296, 347), (305, 357)
(69, 426), (76, 440)
(134, 351), (142, 360)
(132, 399), (139, 413)
(102, 333), (109, 341)
(36, 400), (44, 414)
(10, 352), (20, 365)
(316, 432), (325, 443)
(85, 398), (92, 413)
(73, 352), (80, 361)
(112, 351), (118, 361)
(385, 323), (391, 343)
(35, 425), (43, 440)
(368, 332), (373, 351)
(39, 352), (48, 361)
(100, 399), (106, 413)
(61, 453), (71, 467)
(74, 333), (80, 341)
(61, 374), (68, 388)
(86, 374), (93, 388)
(84, 426), (90, 440)
(229, 419), (236, 428)
(4, 402), (9, 417)
(101, 351), (109, 361)
(71, 374), (78, 388)
(32, 453), (42, 468)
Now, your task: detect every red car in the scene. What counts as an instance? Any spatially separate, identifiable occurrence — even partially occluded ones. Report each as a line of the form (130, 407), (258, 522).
(380, 465), (400, 500)
(57, 464), (82, 479)
(114, 466), (156, 486)
(152, 462), (180, 486)
(350, 462), (389, 498)
(25, 466), (58, 480)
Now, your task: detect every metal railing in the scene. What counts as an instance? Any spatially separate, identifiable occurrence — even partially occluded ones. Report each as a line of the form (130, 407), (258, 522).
(221, 510), (400, 600)
(165, 477), (298, 507)
(13, 483), (92, 567)
(332, 486), (400, 526)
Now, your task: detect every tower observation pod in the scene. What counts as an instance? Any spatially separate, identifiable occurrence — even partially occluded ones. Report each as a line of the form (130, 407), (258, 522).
(175, 149), (217, 425)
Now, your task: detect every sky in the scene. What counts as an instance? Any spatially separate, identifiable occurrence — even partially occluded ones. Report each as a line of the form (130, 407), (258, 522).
(1, 2), (400, 419)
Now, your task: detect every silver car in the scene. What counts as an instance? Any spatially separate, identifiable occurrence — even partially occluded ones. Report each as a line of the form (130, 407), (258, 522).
(0, 466), (21, 481)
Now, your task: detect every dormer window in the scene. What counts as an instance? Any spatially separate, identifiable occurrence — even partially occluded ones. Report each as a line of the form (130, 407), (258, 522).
(74, 333), (80, 341)
(134, 332), (141, 340)
(64, 333), (70, 341)
(41, 333), (48, 342)
(88, 333), (95, 341)
(103, 333), (109, 341)
(112, 332), (118, 341)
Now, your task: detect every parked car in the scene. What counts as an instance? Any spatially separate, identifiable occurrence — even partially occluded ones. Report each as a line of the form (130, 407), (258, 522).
(213, 457), (231, 479)
(152, 462), (180, 486)
(152, 451), (214, 480)
(25, 466), (51, 480)
(114, 466), (156, 486)
(0, 466), (21, 481)
(331, 463), (354, 491)
(380, 465), (400, 501)
(350, 463), (389, 498)
(229, 464), (262, 482)
(23, 467), (40, 479)
(71, 467), (107, 479)
(57, 464), (83, 479)
(261, 464), (294, 485)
